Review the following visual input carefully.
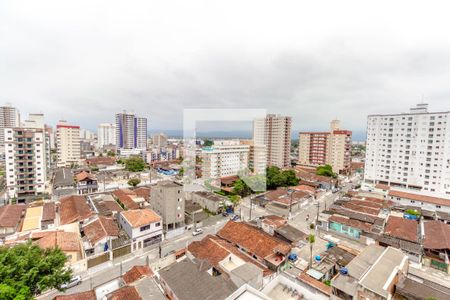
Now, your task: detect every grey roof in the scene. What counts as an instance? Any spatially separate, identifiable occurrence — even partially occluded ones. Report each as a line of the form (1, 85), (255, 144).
(395, 277), (450, 300)
(377, 234), (422, 254)
(331, 274), (358, 297)
(346, 244), (384, 280)
(274, 224), (308, 242)
(230, 263), (262, 283)
(325, 246), (356, 267)
(53, 168), (74, 188)
(157, 180), (182, 188)
(159, 258), (237, 300)
(134, 277), (166, 300)
(359, 247), (407, 298)
(193, 191), (228, 203)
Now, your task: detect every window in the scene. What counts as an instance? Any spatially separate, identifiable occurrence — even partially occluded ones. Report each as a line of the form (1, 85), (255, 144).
(140, 225), (150, 231)
(155, 222), (161, 227)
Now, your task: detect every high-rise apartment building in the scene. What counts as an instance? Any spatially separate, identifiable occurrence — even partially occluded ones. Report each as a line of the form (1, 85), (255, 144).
(364, 104), (450, 198)
(5, 127), (46, 202)
(97, 123), (116, 148)
(201, 140), (250, 179)
(150, 181), (185, 232)
(115, 112), (147, 149)
(253, 114), (291, 168)
(298, 120), (352, 174)
(152, 133), (168, 148)
(240, 140), (267, 175)
(0, 104), (20, 145)
(56, 121), (81, 167)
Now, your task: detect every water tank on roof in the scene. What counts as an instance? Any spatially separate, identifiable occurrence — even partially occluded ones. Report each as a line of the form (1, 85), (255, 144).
(340, 267), (348, 275)
(315, 255), (321, 261)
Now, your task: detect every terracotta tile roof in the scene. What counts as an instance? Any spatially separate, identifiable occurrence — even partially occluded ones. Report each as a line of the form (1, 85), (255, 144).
(123, 265), (153, 284)
(113, 189), (140, 210)
(53, 290), (96, 300)
(375, 183), (391, 190)
(349, 199), (383, 209)
(106, 286), (141, 300)
(121, 209), (161, 228)
(291, 184), (316, 194)
(217, 221), (291, 258)
(384, 216), (418, 243)
(75, 171), (96, 182)
(388, 190), (450, 207)
(59, 195), (93, 225)
(0, 204), (25, 228)
(42, 202), (56, 221)
(37, 231), (81, 252)
(262, 215), (288, 228)
(133, 187), (151, 200)
(298, 273), (331, 295)
(263, 189), (310, 204)
(85, 156), (116, 166)
(423, 221), (450, 250)
(188, 235), (273, 277)
(294, 168), (335, 184)
(83, 216), (119, 244)
(329, 215), (373, 232)
(342, 202), (380, 216)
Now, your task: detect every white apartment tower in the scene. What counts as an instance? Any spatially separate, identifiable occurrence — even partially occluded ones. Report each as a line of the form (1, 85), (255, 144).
(115, 112), (147, 149)
(0, 104), (20, 145)
(253, 114), (292, 168)
(97, 123), (116, 148)
(201, 140), (250, 179)
(364, 103), (450, 198)
(152, 133), (168, 148)
(56, 121), (81, 167)
(5, 127), (46, 202)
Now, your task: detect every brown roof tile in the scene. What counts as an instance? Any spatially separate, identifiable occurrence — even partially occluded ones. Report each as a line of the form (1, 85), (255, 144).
(0, 204), (25, 228)
(106, 286), (141, 300)
(298, 273), (331, 295)
(384, 216), (418, 243)
(388, 190), (450, 207)
(133, 187), (151, 200)
(423, 221), (450, 250)
(83, 216), (119, 245)
(59, 195), (93, 225)
(113, 189), (140, 210)
(329, 215), (373, 232)
(121, 209), (161, 228)
(86, 157), (116, 166)
(217, 221), (291, 258)
(42, 202), (56, 221)
(122, 265), (153, 284)
(75, 171), (96, 182)
(37, 231), (81, 252)
(53, 290), (96, 300)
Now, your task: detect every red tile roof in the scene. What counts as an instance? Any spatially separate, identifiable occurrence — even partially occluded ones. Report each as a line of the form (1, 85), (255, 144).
(133, 187), (151, 200)
(264, 189), (310, 204)
(121, 209), (161, 228)
(262, 215), (288, 228)
(53, 290), (96, 300)
(0, 204), (25, 228)
(59, 195), (93, 225)
(384, 216), (418, 243)
(291, 184), (316, 194)
(123, 265), (153, 284)
(375, 183), (391, 191)
(298, 273), (331, 295)
(329, 215), (373, 232)
(106, 286), (141, 300)
(388, 190), (450, 207)
(423, 221), (450, 250)
(113, 189), (140, 210)
(42, 202), (56, 221)
(85, 156), (116, 166)
(342, 202), (380, 216)
(75, 171), (96, 182)
(37, 231), (81, 252)
(217, 221), (291, 258)
(83, 216), (119, 244)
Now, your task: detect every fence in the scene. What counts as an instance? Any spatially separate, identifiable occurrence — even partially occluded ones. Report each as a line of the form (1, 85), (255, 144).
(113, 244), (132, 259)
(87, 252), (110, 269)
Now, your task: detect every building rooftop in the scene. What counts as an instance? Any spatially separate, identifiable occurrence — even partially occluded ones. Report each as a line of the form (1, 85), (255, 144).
(53, 168), (74, 188)
(0, 204), (26, 229)
(112, 189), (140, 210)
(37, 231), (81, 252)
(21, 206), (42, 232)
(106, 286), (141, 300)
(83, 216), (119, 245)
(42, 202), (56, 222)
(329, 215), (373, 233)
(122, 265), (153, 285)
(274, 224), (308, 243)
(121, 209), (161, 228)
(388, 189), (450, 206)
(90, 194), (123, 216)
(159, 258), (237, 300)
(59, 195), (94, 225)
(217, 221), (291, 259)
(345, 244), (385, 280)
(75, 171), (96, 182)
(53, 290), (96, 300)
(384, 216), (418, 243)
(423, 220), (450, 250)
(395, 276), (450, 300)
(193, 191), (228, 202)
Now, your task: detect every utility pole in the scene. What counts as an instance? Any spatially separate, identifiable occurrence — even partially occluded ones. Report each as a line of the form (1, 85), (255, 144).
(248, 195), (252, 221)
(288, 190), (294, 220)
(316, 202), (320, 224)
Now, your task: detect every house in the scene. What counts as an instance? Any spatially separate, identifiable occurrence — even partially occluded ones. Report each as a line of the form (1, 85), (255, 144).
(217, 221), (291, 271)
(185, 201), (209, 228)
(53, 168), (76, 197)
(36, 231), (83, 263)
(118, 209), (162, 250)
(59, 195), (94, 225)
(274, 224), (308, 246)
(387, 189), (450, 214)
(112, 189), (143, 210)
(41, 202), (56, 229)
(260, 215), (287, 235)
(106, 286), (141, 300)
(257, 188), (312, 216)
(328, 215), (373, 240)
(159, 258), (238, 300)
(133, 187), (151, 202)
(378, 216), (422, 263)
(0, 204), (26, 236)
(53, 290), (96, 300)
(82, 216), (120, 255)
(422, 220), (450, 274)
(331, 245), (408, 300)
(75, 171), (98, 195)
(85, 156), (116, 168)
(192, 191), (227, 214)
(89, 194), (123, 217)
(294, 167), (337, 190)
(122, 265), (165, 300)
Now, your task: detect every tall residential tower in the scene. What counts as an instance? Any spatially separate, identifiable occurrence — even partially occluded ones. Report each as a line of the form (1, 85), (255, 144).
(115, 112), (147, 149)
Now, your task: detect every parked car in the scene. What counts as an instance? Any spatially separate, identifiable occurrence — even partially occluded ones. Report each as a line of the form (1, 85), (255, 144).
(230, 215), (240, 221)
(61, 275), (82, 289)
(222, 211), (228, 217)
(192, 228), (204, 236)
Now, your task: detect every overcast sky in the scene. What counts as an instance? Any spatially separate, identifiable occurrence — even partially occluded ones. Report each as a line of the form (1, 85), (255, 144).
(2, 1), (450, 136)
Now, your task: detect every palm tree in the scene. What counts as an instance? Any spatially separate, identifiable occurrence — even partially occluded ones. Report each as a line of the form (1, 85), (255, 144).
(308, 234), (315, 269)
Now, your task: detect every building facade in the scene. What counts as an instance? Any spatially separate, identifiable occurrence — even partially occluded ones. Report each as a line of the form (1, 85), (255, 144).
(5, 127), (47, 202)
(298, 120), (352, 174)
(152, 132), (168, 148)
(97, 123), (116, 148)
(115, 112), (147, 149)
(0, 104), (20, 145)
(201, 140), (250, 179)
(240, 140), (267, 175)
(150, 181), (185, 232)
(364, 104), (450, 198)
(56, 121), (81, 167)
(253, 114), (291, 168)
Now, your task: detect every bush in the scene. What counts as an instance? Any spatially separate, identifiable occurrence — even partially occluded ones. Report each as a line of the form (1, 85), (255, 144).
(128, 178), (141, 187)
(316, 164), (337, 178)
(124, 157), (146, 172)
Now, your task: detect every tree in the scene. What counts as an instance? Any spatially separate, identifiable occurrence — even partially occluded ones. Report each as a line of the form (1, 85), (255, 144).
(308, 234), (315, 269)
(128, 178), (141, 187)
(316, 164), (337, 178)
(0, 242), (72, 299)
(178, 167), (184, 176)
(124, 157), (146, 172)
(106, 150), (116, 157)
(203, 139), (213, 147)
(233, 179), (251, 197)
(228, 195), (241, 207)
(266, 166), (299, 189)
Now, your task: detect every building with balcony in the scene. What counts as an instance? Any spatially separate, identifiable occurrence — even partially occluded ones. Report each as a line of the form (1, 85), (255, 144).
(150, 181), (185, 233)
(118, 208), (162, 250)
(4, 127), (47, 202)
(56, 120), (81, 167)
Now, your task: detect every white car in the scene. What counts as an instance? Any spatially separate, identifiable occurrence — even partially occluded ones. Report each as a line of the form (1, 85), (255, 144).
(192, 228), (204, 236)
(61, 275), (82, 289)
